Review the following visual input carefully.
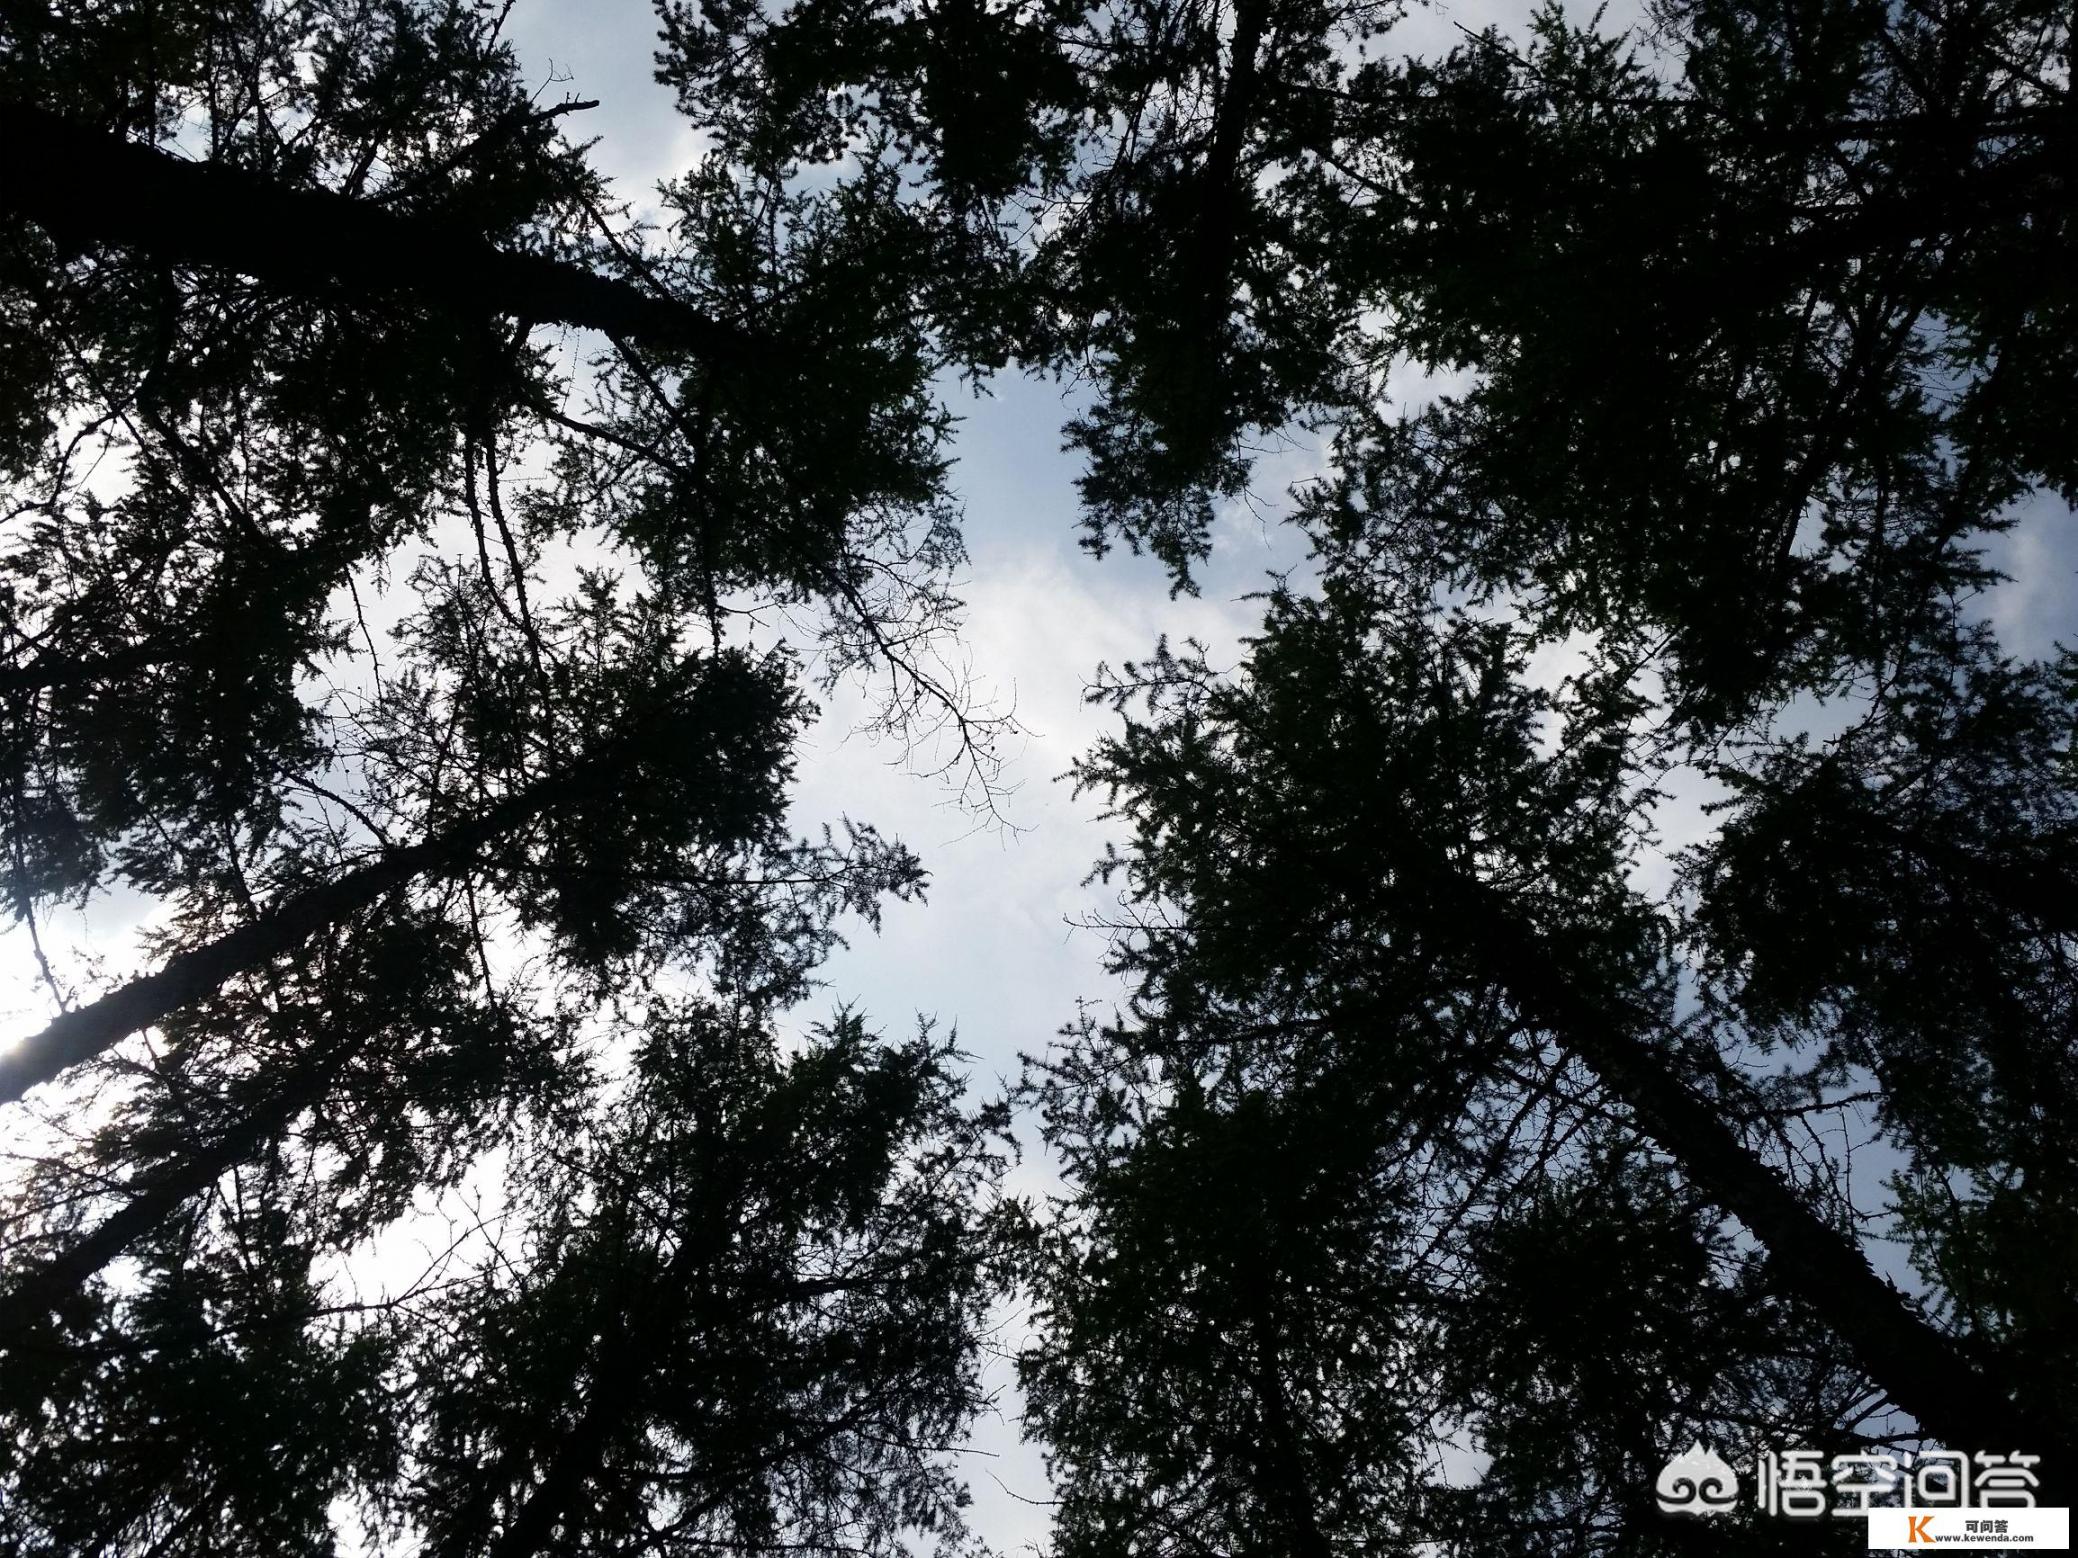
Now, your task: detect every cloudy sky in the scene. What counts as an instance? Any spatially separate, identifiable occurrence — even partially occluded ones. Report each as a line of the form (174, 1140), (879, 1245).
(490, 4), (2078, 1537)
(5, 0), (2076, 1550)
(483, 1), (1712, 1543)
(493, 5), (1496, 1543)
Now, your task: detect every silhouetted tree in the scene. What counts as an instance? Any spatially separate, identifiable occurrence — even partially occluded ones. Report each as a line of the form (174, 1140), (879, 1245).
(1685, 621), (2078, 1430)
(5, 0), (2073, 1551)
(665, 0), (2069, 685)
(1031, 572), (2071, 1549)
(0, 0), (983, 946)
(644, 0), (2077, 1536)
(0, 997), (1008, 1557)
(0, 4), (1010, 1553)
(401, 1004), (1007, 1558)
(1023, 1036), (1440, 1557)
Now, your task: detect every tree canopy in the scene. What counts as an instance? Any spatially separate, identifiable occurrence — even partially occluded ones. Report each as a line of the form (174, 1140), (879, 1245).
(0, 0), (2072, 1552)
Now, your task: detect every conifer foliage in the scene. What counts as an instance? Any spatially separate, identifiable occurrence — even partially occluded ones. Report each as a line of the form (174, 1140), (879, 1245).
(2, 0), (2074, 1552)
(660, 0), (2075, 1541)
(1, 2), (1008, 1552)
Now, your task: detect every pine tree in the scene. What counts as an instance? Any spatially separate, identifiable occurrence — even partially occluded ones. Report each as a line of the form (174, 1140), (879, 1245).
(5, 0), (2073, 1550)
(1035, 577), (2071, 1548)
(1, 4), (1012, 1551)
(665, 0), (2075, 1536)
(400, 1004), (1007, 1558)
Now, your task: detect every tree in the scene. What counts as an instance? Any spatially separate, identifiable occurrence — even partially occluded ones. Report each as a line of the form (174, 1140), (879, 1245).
(0, 567), (948, 1550)
(1023, 1030), (1442, 1557)
(1033, 574), (2071, 1548)
(655, 0), (2074, 1536)
(6, 0), (2073, 1550)
(0, 0), (980, 961)
(1685, 622), (2078, 1428)
(1294, 0), (2073, 723)
(657, 0), (1396, 576)
(0, 0), (984, 1118)
(0, 3), (1014, 1551)
(1, 0), (591, 918)
(1, 995), (1010, 1557)
(1026, 1002), (1879, 1555)
(400, 1004), (1007, 1558)
(664, 0), (2069, 679)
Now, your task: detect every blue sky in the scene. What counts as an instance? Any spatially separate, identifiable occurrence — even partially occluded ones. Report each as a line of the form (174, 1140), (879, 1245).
(4, 1), (2075, 1549)
(491, 1), (1658, 1539)
(500, 7), (1354, 1541)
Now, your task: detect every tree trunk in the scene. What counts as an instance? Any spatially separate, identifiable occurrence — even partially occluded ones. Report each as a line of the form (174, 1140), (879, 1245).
(0, 1029), (365, 1334)
(480, 1381), (624, 1558)
(0, 103), (753, 363)
(1171, 0), (1271, 457)
(0, 745), (627, 1105)
(1243, 1283), (1334, 1558)
(1433, 860), (2076, 1491)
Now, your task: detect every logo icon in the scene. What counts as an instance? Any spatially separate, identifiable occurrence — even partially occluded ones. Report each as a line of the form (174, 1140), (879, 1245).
(1656, 1442), (1740, 1516)
(1908, 1514), (1935, 1543)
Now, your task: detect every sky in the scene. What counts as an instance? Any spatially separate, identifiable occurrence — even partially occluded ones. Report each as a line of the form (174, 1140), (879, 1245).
(496, 4), (1515, 1544)
(487, 1), (1670, 1543)
(4, 0), (2077, 1550)
(487, 7), (2078, 1542)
